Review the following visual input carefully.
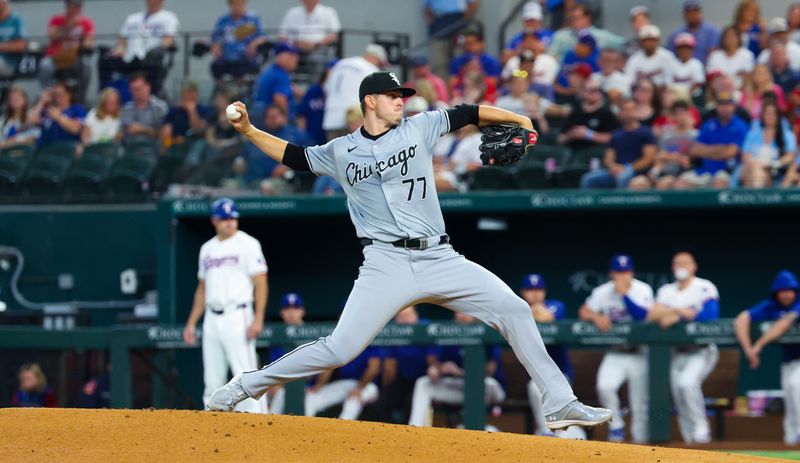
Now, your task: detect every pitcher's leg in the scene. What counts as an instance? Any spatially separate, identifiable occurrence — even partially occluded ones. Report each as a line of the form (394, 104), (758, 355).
(418, 249), (575, 414)
(240, 247), (417, 399)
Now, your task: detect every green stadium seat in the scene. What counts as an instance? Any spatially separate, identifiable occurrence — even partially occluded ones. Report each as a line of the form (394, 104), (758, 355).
(467, 166), (514, 191)
(24, 154), (73, 196)
(521, 145), (570, 169)
(83, 142), (122, 160)
(513, 165), (551, 190)
(567, 145), (607, 168)
(1, 144), (35, 160)
(0, 155), (31, 193)
(122, 139), (161, 161)
(107, 154), (158, 197)
(65, 152), (116, 197)
(36, 140), (79, 159)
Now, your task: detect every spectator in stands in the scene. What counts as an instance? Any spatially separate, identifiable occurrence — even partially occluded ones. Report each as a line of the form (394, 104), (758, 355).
(733, 0), (767, 58)
(681, 92), (748, 189)
(632, 78), (661, 127)
(647, 251), (720, 444)
(503, 2), (553, 63)
(768, 43), (800, 97)
(579, 255), (653, 443)
(548, 3), (624, 63)
(421, 0), (479, 78)
(450, 60), (497, 106)
(81, 87), (121, 145)
(78, 364), (110, 409)
(117, 73), (168, 143)
(322, 44), (386, 140)
(29, 81), (86, 148)
(252, 104), (314, 195)
(448, 29), (501, 92)
(161, 79), (211, 149)
(581, 98), (657, 189)
(733, 270), (800, 445)
(667, 0), (720, 65)
(297, 59), (335, 147)
(406, 56), (449, 106)
(0, 0), (26, 77)
(707, 26), (755, 90)
(702, 73), (752, 124)
(0, 86), (39, 148)
(554, 62), (592, 107)
(784, 158), (800, 187)
(99, 0), (179, 95)
(649, 100), (698, 189)
(502, 34), (559, 99)
(740, 64), (787, 119)
(39, 0), (95, 103)
(757, 18), (800, 72)
(408, 311), (505, 429)
(624, 5), (651, 58)
(520, 274), (584, 439)
(670, 33), (706, 96)
(740, 101), (797, 188)
(592, 48), (631, 108)
(209, 0), (267, 81)
(279, 0), (340, 53)
(624, 25), (675, 88)
(375, 306), (431, 424)
(558, 76), (619, 151)
(202, 86), (241, 165)
(789, 3), (800, 44)
(253, 43), (299, 120)
(11, 363), (57, 407)
(497, 71), (568, 134)
(554, 31), (599, 102)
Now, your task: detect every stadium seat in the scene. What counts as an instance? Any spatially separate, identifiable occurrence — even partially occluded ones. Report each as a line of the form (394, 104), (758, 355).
(536, 128), (561, 146)
(122, 139), (161, 161)
(65, 151), (117, 197)
(567, 145), (607, 169)
(513, 165), (551, 190)
(521, 145), (570, 169)
(83, 142), (122, 160)
(557, 166), (589, 189)
(36, 140), (79, 160)
(0, 144), (35, 194)
(467, 166), (514, 191)
(107, 154), (158, 197)
(24, 154), (73, 196)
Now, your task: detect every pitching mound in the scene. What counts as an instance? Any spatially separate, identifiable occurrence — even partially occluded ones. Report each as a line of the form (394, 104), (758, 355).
(0, 408), (784, 462)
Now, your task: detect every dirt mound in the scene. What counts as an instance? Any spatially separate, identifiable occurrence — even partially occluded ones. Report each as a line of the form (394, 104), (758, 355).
(0, 408), (785, 462)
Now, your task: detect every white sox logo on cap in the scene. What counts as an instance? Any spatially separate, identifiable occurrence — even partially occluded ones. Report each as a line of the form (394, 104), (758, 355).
(389, 72), (400, 86)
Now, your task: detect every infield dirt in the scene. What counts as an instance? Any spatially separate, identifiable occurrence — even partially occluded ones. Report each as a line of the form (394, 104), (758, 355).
(0, 408), (789, 462)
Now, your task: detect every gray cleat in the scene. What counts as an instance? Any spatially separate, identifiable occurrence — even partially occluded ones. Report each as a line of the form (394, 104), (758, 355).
(207, 374), (249, 412)
(544, 400), (613, 430)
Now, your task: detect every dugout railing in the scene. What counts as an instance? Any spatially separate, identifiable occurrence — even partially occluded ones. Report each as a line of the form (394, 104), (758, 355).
(1, 319), (796, 443)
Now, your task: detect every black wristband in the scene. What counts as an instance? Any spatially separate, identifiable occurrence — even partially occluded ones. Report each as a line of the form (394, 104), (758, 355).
(445, 104), (480, 132)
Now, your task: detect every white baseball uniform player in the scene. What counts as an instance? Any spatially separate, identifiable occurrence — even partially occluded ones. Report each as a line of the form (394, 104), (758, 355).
(208, 72), (612, 431)
(580, 255), (654, 443)
(183, 198), (268, 413)
(651, 251), (720, 444)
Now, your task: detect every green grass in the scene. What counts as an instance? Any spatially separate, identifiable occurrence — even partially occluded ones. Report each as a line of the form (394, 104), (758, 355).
(725, 451), (800, 460)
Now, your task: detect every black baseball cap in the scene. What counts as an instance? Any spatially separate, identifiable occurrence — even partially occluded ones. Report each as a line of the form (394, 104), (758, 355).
(359, 72), (416, 101)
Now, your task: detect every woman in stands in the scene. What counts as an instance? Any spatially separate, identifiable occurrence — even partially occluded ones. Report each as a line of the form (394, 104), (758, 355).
(740, 101), (797, 188)
(82, 88), (121, 144)
(0, 86), (40, 148)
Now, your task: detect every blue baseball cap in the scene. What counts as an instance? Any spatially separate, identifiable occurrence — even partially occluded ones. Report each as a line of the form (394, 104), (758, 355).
(273, 42), (299, 55)
(683, 0), (702, 11)
(610, 254), (634, 272)
(211, 197), (239, 219)
(577, 29), (597, 49)
(281, 293), (304, 308)
(522, 274), (546, 289)
(410, 56), (429, 67)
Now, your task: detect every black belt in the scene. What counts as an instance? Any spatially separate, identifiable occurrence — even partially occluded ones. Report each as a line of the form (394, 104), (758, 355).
(359, 234), (450, 250)
(208, 303), (248, 315)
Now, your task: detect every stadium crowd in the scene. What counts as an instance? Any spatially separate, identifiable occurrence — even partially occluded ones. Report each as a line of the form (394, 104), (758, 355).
(3, 0), (800, 199)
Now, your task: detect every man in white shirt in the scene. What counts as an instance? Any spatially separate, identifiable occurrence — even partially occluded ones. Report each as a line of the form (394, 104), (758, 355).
(501, 32), (559, 88)
(99, 0), (180, 94)
(578, 255), (654, 443)
(592, 48), (632, 106)
(758, 18), (800, 72)
(624, 24), (677, 87)
(646, 251), (720, 444)
(279, 0), (341, 52)
(322, 44), (386, 139)
(183, 198), (268, 414)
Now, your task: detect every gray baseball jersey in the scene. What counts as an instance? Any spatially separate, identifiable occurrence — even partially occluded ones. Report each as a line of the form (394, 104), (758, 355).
(305, 110), (450, 242)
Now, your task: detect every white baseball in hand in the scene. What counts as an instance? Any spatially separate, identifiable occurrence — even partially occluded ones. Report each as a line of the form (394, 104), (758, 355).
(226, 104), (242, 122)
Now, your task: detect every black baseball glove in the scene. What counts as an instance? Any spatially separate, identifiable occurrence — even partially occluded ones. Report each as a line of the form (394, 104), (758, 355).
(478, 124), (539, 166)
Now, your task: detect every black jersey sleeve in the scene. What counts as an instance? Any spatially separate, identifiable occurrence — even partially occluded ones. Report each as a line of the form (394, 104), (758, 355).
(282, 143), (311, 171)
(445, 104), (480, 132)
